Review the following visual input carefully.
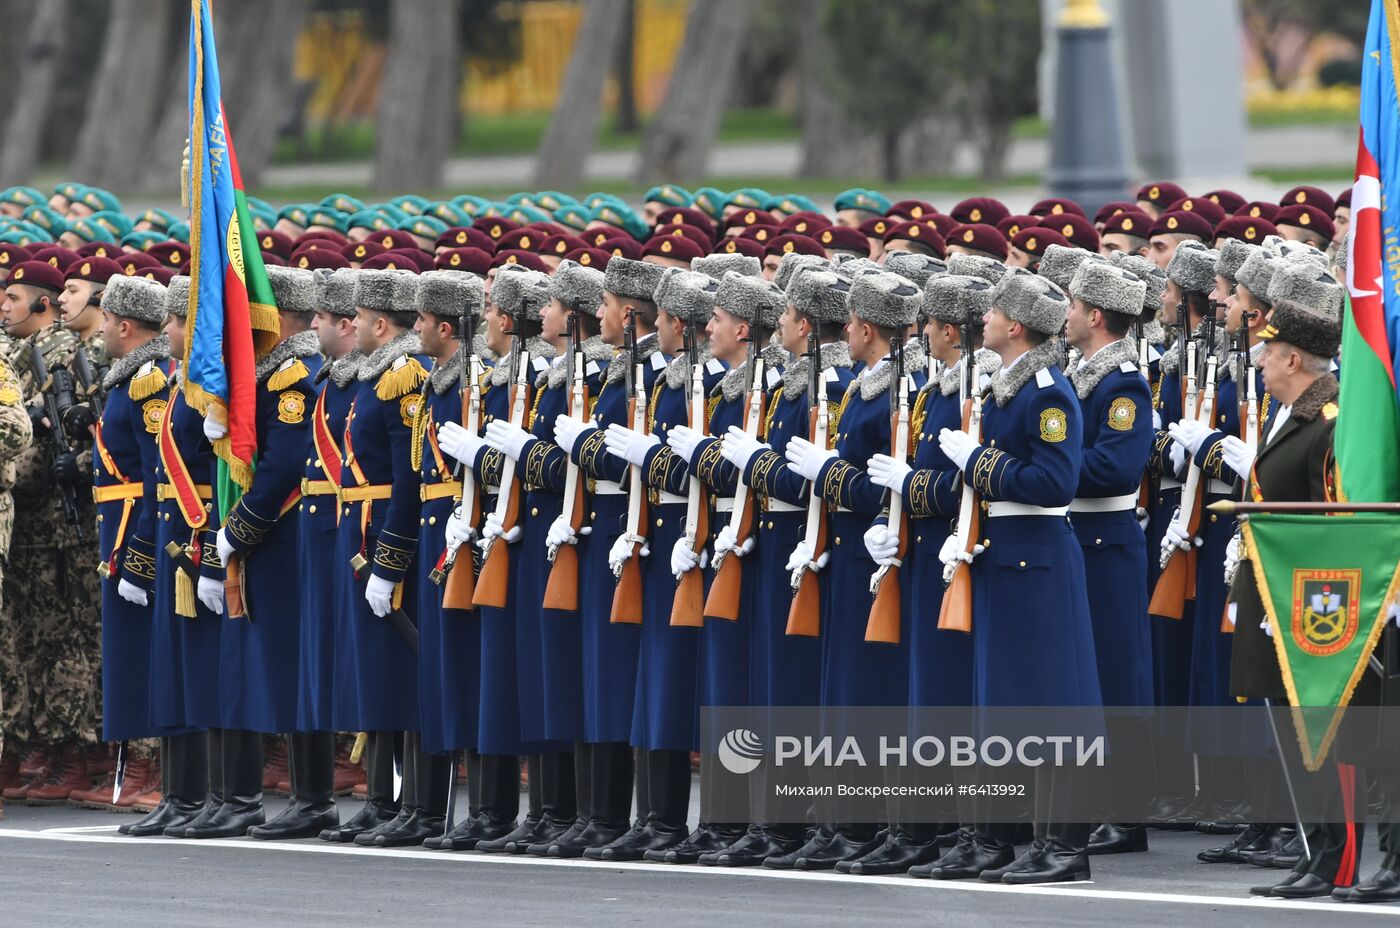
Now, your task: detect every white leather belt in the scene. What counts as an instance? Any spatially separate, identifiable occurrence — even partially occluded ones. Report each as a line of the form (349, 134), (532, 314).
(658, 491), (686, 505)
(713, 497), (735, 512)
(592, 482), (626, 495)
(988, 502), (1069, 518)
(1069, 493), (1137, 513)
(1160, 477), (1183, 490)
(1207, 478), (1233, 495)
(765, 499), (802, 513)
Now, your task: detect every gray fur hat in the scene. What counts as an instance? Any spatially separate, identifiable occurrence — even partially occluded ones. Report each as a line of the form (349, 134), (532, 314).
(266, 265), (316, 315)
(1333, 230), (1349, 277)
(832, 255), (883, 276)
(391, 271), (419, 315)
(164, 275), (190, 319)
(354, 269), (398, 314)
(924, 273), (994, 326)
(604, 256), (667, 302)
(548, 259), (605, 318)
(1166, 240), (1218, 294)
(1258, 298), (1341, 359)
(1266, 262), (1344, 318)
(1215, 239), (1257, 284)
(1037, 244), (1101, 291)
(714, 271), (786, 330)
(653, 267), (719, 324)
(492, 264), (551, 321)
(417, 269), (485, 319)
(1276, 239), (1330, 273)
(102, 275), (167, 324)
(1234, 249), (1279, 303)
(1110, 252), (1167, 311)
(315, 267), (359, 317)
(1069, 261), (1147, 316)
(991, 267), (1069, 336)
(691, 253), (762, 281)
(772, 252), (828, 291)
(848, 270), (922, 329)
(945, 253), (1007, 288)
(787, 268), (851, 324)
(883, 251), (947, 288)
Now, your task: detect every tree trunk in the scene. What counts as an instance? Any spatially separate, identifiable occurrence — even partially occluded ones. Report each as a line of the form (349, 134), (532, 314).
(612, 0), (638, 134)
(373, 0), (460, 194)
(0, 0), (70, 184)
(898, 108), (961, 179)
(633, 0), (755, 185)
(70, 0), (177, 191)
(533, 0), (629, 190)
(136, 24), (189, 196)
(795, 3), (879, 178)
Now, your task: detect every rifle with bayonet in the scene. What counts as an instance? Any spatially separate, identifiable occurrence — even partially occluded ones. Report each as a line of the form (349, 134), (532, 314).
(671, 319), (709, 628)
(437, 307), (481, 610)
(787, 327), (827, 637)
(609, 309), (647, 625)
(937, 316), (982, 634)
(472, 312), (530, 609)
(544, 299), (589, 611)
(866, 328), (910, 644)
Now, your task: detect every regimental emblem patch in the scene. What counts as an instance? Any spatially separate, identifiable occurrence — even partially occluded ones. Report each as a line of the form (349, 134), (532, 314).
(1291, 570), (1360, 657)
(142, 399), (167, 434)
(1108, 396), (1136, 431)
(400, 393), (421, 428)
(278, 390), (306, 425)
(1039, 407), (1067, 443)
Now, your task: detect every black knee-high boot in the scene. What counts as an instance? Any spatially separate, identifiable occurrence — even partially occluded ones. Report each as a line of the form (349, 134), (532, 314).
(184, 729), (265, 838)
(478, 755), (539, 853)
(250, 731), (338, 839)
(131, 733), (208, 836)
(320, 730), (400, 842)
(122, 737), (171, 836)
(364, 732), (450, 847)
(544, 742), (634, 857)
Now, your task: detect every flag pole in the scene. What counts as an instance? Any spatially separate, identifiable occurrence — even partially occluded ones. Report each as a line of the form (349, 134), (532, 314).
(1210, 501), (1400, 515)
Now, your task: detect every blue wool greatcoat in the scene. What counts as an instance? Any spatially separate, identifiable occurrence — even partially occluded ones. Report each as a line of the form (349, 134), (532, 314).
(810, 357), (916, 708)
(150, 384), (222, 732)
(957, 347), (1102, 708)
(1068, 348), (1154, 707)
(331, 337), (426, 734)
(296, 356), (359, 733)
(742, 352), (855, 708)
(219, 346), (321, 733)
(95, 347), (171, 742)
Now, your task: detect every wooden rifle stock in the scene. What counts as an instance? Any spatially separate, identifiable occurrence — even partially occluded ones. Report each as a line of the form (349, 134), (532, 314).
(937, 373), (981, 634)
(543, 375), (589, 611)
(610, 391), (646, 625)
(786, 405), (826, 638)
(473, 350), (530, 609)
(1150, 351), (1216, 619)
(224, 552), (247, 619)
(670, 349), (709, 628)
(704, 353), (767, 622)
(441, 350), (482, 612)
(866, 382), (910, 644)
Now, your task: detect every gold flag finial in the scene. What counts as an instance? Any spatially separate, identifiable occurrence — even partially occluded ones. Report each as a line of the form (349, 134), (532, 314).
(1059, 0), (1108, 29)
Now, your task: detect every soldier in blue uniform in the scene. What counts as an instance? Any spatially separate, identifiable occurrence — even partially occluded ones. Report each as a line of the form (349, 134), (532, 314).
(439, 263), (559, 854)
(868, 273), (998, 877)
(934, 267), (1102, 883)
(91, 274), (170, 824)
(130, 276), (220, 838)
(779, 270), (922, 870)
(1062, 261), (1155, 856)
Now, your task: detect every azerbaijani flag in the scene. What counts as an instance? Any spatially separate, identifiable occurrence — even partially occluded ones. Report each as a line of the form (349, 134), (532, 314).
(184, 0), (278, 500)
(1338, 0), (1400, 502)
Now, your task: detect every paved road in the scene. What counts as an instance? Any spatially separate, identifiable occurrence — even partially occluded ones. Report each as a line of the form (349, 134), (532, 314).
(2, 800), (1395, 927)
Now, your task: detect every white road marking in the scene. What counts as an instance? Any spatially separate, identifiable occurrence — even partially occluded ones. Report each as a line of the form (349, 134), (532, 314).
(0, 827), (1393, 915)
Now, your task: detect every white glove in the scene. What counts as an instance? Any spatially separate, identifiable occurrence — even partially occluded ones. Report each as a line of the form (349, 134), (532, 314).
(784, 436), (836, 481)
(484, 419), (532, 460)
(1388, 601), (1400, 628)
(546, 515), (579, 549)
(365, 574), (395, 618)
(938, 428), (978, 471)
(864, 523), (899, 565)
(481, 511), (522, 545)
(438, 421), (485, 465)
(117, 578), (148, 606)
(670, 536), (708, 578)
(202, 411), (228, 442)
(1152, 408), (1162, 430)
(713, 523), (755, 560)
(215, 527), (235, 566)
(1161, 508), (1201, 552)
(938, 533), (984, 581)
(1261, 618), (1273, 638)
(608, 533), (649, 574)
(197, 576), (225, 615)
(1224, 532), (1241, 584)
(445, 506), (475, 548)
(719, 425), (769, 471)
(1168, 418), (1216, 456)
(785, 540), (828, 574)
(1220, 434), (1255, 477)
(553, 414), (591, 455)
(1168, 439), (1187, 475)
(1227, 602), (1237, 627)
(666, 425), (705, 464)
(1136, 506), (1149, 531)
(603, 423), (659, 467)
(867, 453), (912, 494)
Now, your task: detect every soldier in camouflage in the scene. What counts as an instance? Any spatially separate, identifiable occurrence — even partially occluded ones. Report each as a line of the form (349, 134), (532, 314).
(0, 342), (33, 793)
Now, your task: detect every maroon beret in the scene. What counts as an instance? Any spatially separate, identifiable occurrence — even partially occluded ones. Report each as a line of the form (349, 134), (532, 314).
(8, 260), (66, 291)
(1047, 213), (1100, 251)
(642, 235), (704, 263)
(1202, 189), (1247, 214)
(343, 241), (386, 263)
(1101, 210), (1152, 239)
(563, 247), (614, 269)
(64, 255), (122, 284)
(0, 244), (31, 270)
(950, 197), (1010, 227)
(946, 222), (1008, 260)
(119, 252), (160, 274)
(650, 223), (711, 254)
(437, 226), (496, 253)
(539, 232), (588, 258)
(1335, 187), (1353, 210)
(391, 248), (438, 272)
(1012, 226), (1071, 259)
(1135, 181), (1188, 210)
(777, 211), (833, 237)
(297, 229), (348, 248)
(583, 228), (616, 248)
(1148, 210), (1213, 240)
(1165, 196), (1226, 229)
(374, 229), (422, 252)
(491, 249), (549, 272)
(1029, 196), (1086, 218)
(710, 237), (765, 258)
(997, 214), (1041, 240)
(258, 230), (295, 258)
(139, 267), (177, 285)
(723, 208), (779, 234)
(473, 216), (520, 241)
(815, 225), (869, 254)
(926, 213), (961, 237)
(765, 233), (826, 259)
(291, 247), (351, 271)
(30, 246), (81, 271)
(858, 217), (894, 239)
(1092, 201), (1137, 225)
(497, 228), (545, 254)
(149, 240), (191, 268)
(1280, 185), (1336, 216)
(884, 220), (948, 259)
(260, 251), (287, 267)
(76, 241), (122, 259)
(654, 207), (715, 240)
(736, 224), (779, 246)
(596, 237), (642, 261)
(1213, 215), (1277, 245)
(435, 247), (493, 275)
(886, 199), (937, 221)
(360, 252), (415, 272)
(1275, 204), (1335, 240)
(1235, 200), (1281, 222)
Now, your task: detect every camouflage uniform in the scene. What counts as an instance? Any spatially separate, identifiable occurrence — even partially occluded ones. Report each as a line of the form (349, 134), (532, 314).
(70, 328), (107, 737)
(6, 323), (94, 749)
(0, 355), (33, 759)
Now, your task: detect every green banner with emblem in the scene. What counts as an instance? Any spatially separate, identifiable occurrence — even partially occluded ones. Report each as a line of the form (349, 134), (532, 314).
(1243, 512), (1400, 769)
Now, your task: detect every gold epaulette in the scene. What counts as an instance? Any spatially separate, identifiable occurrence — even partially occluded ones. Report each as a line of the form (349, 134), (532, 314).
(268, 358), (310, 392)
(129, 363), (168, 401)
(376, 356), (428, 401)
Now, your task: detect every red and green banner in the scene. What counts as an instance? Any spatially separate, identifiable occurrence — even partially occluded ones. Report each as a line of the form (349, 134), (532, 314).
(1244, 513), (1400, 769)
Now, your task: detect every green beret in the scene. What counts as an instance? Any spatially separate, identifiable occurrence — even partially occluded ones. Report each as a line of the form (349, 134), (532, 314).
(0, 228), (43, 247)
(834, 188), (891, 215)
(505, 192), (531, 206)
(429, 201), (469, 225)
(121, 231), (166, 251)
(22, 205), (67, 235)
(137, 207), (177, 232)
(450, 194), (490, 217)
(724, 188), (769, 210)
(0, 186), (45, 209)
(766, 194), (819, 217)
(398, 214), (448, 239)
(348, 209), (391, 232)
(69, 217), (117, 244)
(278, 204), (311, 226)
(53, 181), (86, 202)
(480, 201), (512, 218)
(644, 184), (693, 208)
(167, 221), (191, 244)
(320, 193), (365, 215)
(509, 205), (553, 226)
(305, 207), (349, 233)
(531, 190), (575, 211)
(582, 192), (615, 211)
(375, 204), (409, 224)
(388, 194), (428, 215)
(78, 187), (122, 214)
(249, 208), (276, 231)
(693, 187), (726, 219)
(88, 210), (134, 239)
(12, 221), (53, 243)
(552, 205), (590, 232)
(246, 196), (274, 214)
